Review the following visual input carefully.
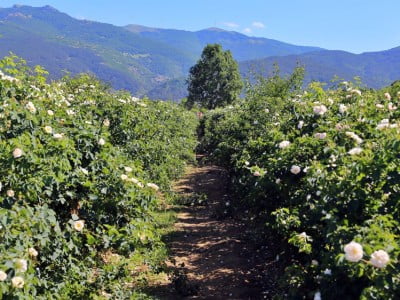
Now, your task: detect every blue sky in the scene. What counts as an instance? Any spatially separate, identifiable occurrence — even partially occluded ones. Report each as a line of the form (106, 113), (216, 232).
(1, 0), (399, 53)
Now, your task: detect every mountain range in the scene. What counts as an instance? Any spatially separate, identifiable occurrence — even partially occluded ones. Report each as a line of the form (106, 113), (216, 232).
(0, 5), (399, 100)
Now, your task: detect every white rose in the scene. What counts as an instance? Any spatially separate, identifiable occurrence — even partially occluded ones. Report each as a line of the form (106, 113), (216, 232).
(314, 132), (327, 139)
(253, 171), (261, 176)
(103, 119), (110, 127)
(44, 126), (53, 134)
(47, 110), (54, 116)
(25, 101), (36, 113)
(313, 105), (327, 116)
(28, 247), (38, 258)
(370, 250), (390, 268)
(73, 220), (84, 232)
(120, 174), (128, 181)
(53, 133), (63, 139)
(348, 147), (363, 155)
(297, 121), (304, 129)
(0, 270), (7, 281)
(147, 183), (160, 191)
(98, 138), (105, 146)
(124, 166), (132, 173)
(6, 189), (15, 197)
(384, 92), (391, 101)
(339, 104), (347, 114)
(13, 148), (23, 158)
(129, 177), (139, 184)
(290, 165), (301, 175)
(344, 241), (363, 262)
(11, 276), (24, 288)
(14, 259), (28, 272)
(279, 141), (291, 149)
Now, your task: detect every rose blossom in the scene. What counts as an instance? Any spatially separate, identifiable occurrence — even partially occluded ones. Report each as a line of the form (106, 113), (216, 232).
(344, 241), (363, 262)
(370, 250), (390, 268)
(73, 220), (84, 232)
(290, 165), (301, 175)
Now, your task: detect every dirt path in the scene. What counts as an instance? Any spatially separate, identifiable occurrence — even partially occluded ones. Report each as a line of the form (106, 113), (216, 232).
(152, 162), (276, 299)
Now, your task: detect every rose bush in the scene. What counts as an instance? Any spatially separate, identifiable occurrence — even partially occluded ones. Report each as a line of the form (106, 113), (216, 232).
(0, 55), (197, 298)
(200, 70), (400, 299)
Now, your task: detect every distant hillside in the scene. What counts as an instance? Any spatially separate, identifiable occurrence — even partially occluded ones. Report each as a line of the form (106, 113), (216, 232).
(125, 25), (323, 61)
(0, 5), (195, 96)
(240, 47), (400, 88)
(0, 5), (323, 100)
(0, 5), (399, 100)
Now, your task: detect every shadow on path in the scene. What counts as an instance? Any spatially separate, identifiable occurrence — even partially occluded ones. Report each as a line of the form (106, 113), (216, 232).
(149, 162), (277, 299)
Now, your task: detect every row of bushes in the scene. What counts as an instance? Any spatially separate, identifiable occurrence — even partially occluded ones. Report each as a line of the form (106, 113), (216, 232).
(0, 55), (198, 298)
(200, 69), (400, 299)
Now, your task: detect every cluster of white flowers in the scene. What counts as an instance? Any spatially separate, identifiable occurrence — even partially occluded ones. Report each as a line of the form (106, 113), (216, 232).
(279, 140), (291, 149)
(344, 242), (390, 268)
(313, 105), (328, 116)
(25, 101), (36, 114)
(0, 70), (19, 83)
(376, 119), (398, 130)
(345, 131), (363, 144)
(314, 132), (327, 140)
(121, 174), (144, 188)
(384, 92), (391, 101)
(66, 109), (75, 116)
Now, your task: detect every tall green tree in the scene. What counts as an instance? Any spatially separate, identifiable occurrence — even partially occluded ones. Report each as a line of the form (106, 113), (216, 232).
(186, 44), (243, 109)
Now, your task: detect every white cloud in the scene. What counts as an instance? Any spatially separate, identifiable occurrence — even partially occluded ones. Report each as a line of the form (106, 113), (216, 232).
(222, 22), (239, 29)
(243, 27), (252, 34)
(252, 21), (265, 29)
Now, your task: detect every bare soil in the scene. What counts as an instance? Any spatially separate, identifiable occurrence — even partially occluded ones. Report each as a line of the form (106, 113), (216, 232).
(150, 161), (280, 299)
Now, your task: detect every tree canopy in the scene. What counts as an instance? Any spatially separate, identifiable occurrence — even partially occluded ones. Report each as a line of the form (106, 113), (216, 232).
(186, 44), (243, 109)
